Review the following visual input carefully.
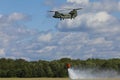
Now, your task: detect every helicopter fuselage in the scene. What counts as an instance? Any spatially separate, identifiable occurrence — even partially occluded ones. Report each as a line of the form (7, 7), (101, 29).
(53, 12), (71, 20)
(53, 9), (77, 20)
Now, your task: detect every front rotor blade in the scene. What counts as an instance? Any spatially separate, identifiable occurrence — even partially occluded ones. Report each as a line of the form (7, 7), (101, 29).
(48, 11), (56, 12)
(75, 8), (83, 10)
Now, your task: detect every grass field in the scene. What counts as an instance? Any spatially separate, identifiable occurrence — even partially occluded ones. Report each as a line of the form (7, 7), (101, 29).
(0, 78), (120, 80)
(0, 78), (67, 80)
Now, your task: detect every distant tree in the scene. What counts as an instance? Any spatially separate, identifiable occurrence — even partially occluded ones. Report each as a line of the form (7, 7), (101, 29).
(7, 70), (16, 77)
(0, 58), (120, 77)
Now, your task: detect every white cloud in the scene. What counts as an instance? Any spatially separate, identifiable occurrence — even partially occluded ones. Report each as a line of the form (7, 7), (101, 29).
(0, 0), (120, 61)
(44, 0), (56, 6)
(37, 46), (56, 53)
(38, 33), (52, 42)
(0, 19), (119, 60)
(8, 12), (29, 21)
(20, 57), (30, 61)
(51, 0), (120, 60)
(0, 12), (29, 27)
(119, 2), (120, 10)
(0, 15), (3, 18)
(0, 48), (5, 57)
(24, 32), (118, 60)
(57, 11), (120, 33)
(88, 12), (111, 24)
(88, 37), (112, 45)
(61, 0), (120, 13)
(0, 13), (38, 60)
(0, 12), (119, 60)
(90, 0), (120, 12)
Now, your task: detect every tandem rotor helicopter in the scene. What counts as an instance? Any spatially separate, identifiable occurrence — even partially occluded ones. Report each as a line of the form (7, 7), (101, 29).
(49, 8), (82, 20)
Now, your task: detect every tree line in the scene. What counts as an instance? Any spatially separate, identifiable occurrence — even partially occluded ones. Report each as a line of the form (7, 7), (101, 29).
(0, 58), (120, 77)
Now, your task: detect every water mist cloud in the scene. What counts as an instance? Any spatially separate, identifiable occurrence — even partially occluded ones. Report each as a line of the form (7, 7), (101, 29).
(68, 68), (120, 79)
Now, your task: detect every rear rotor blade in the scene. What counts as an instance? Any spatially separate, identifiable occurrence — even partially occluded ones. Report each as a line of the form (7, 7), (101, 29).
(48, 8), (83, 12)
(48, 11), (56, 12)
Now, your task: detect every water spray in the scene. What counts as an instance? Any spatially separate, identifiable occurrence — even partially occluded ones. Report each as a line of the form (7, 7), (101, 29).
(67, 64), (120, 79)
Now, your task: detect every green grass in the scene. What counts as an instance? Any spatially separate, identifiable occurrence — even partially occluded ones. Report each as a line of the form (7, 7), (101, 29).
(0, 78), (120, 80)
(0, 78), (67, 80)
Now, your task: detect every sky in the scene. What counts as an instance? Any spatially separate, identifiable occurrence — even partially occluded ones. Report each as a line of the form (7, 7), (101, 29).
(0, 0), (120, 61)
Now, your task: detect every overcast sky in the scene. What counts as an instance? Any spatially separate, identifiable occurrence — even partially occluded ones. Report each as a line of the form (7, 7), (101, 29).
(0, 0), (120, 61)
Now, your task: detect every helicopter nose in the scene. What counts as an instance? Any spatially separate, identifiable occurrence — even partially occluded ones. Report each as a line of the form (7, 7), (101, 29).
(53, 15), (57, 18)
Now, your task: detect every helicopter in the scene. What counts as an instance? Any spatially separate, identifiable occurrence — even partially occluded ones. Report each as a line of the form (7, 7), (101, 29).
(49, 8), (82, 20)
